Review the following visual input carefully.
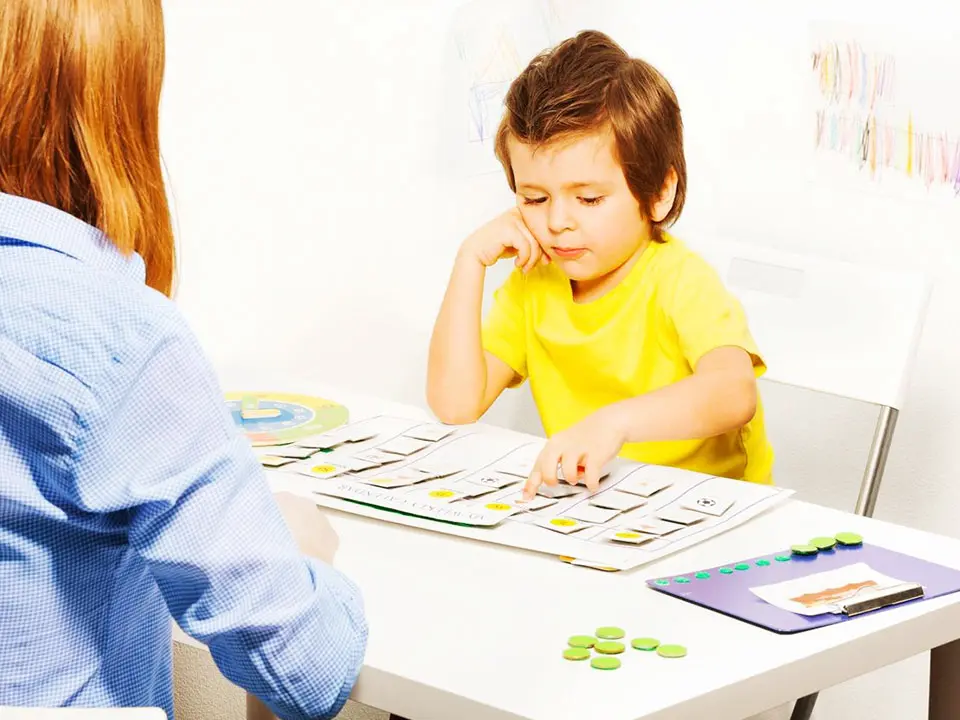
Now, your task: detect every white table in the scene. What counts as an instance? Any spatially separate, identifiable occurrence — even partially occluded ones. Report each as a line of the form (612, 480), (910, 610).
(187, 378), (960, 720)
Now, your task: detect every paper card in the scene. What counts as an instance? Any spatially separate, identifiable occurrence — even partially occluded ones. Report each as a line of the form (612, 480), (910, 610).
(656, 507), (708, 526)
(409, 463), (463, 480)
(564, 504), (622, 525)
(404, 424), (456, 442)
(467, 473), (520, 490)
(604, 528), (657, 546)
(298, 462), (350, 480)
(617, 475), (673, 498)
(259, 455), (296, 468)
(266, 445), (319, 460)
(473, 501), (523, 518)
(408, 487), (469, 504)
(588, 490), (647, 512)
(624, 517), (685, 536)
(378, 436), (432, 456)
(353, 450), (404, 465)
(496, 458), (537, 478)
(505, 493), (558, 512)
(336, 456), (383, 472)
(358, 469), (433, 489)
(536, 483), (582, 499)
(535, 516), (592, 534)
(296, 434), (343, 450)
(450, 482), (497, 499)
(749, 563), (909, 617)
(680, 494), (734, 517)
(338, 426), (380, 443)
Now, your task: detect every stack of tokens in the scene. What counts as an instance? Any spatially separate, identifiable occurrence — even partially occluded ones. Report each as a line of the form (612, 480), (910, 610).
(563, 627), (687, 670)
(791, 531), (863, 557)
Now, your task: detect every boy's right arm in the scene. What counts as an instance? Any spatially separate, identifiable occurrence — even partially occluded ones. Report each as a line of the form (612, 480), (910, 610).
(427, 208), (544, 424)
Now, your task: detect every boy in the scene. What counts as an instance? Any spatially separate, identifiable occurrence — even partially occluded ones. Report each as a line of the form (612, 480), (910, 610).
(427, 30), (774, 499)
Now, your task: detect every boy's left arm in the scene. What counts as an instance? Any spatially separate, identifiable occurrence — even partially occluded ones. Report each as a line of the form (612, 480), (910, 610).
(523, 256), (761, 499)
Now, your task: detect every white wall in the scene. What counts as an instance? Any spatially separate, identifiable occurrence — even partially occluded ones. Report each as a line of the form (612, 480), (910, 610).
(161, 1), (959, 718)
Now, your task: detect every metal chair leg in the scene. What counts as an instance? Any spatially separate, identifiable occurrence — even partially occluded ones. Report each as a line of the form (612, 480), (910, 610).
(790, 405), (899, 720)
(789, 692), (818, 720)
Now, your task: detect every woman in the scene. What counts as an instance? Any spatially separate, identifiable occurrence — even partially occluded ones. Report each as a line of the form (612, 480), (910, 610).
(0, 2), (366, 718)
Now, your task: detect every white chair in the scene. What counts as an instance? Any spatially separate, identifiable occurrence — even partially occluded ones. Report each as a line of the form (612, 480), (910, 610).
(687, 234), (932, 720)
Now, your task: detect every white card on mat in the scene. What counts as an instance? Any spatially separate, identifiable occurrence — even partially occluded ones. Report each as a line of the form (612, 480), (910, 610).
(408, 487), (468, 504)
(617, 475), (673, 498)
(588, 490), (646, 512)
(378, 436), (431, 456)
(536, 483), (581, 499)
(564, 504), (622, 525)
(404, 424), (456, 442)
(468, 474), (520, 489)
(298, 462), (350, 480)
(267, 445), (319, 460)
(625, 517), (684, 536)
(507, 494), (558, 511)
(359, 469), (432, 489)
(535, 516), (591, 534)
(354, 449), (403, 465)
(604, 528), (656, 545)
(296, 434), (342, 450)
(337, 426), (379, 443)
(656, 507), (707, 526)
(680, 494), (734, 517)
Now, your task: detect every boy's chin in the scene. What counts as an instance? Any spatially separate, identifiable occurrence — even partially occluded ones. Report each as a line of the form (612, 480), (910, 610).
(554, 258), (604, 282)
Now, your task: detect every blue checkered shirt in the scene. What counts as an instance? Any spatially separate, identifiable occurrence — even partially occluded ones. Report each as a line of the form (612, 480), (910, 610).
(0, 193), (367, 719)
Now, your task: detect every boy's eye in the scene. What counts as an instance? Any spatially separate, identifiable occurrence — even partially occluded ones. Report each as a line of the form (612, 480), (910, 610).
(521, 196), (547, 205)
(579, 196), (604, 206)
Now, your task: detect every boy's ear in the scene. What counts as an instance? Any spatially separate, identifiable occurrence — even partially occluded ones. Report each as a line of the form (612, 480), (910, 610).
(650, 167), (678, 223)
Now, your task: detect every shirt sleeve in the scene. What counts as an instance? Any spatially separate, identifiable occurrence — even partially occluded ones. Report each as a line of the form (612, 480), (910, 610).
(662, 253), (766, 377)
(70, 322), (367, 720)
(480, 267), (528, 383)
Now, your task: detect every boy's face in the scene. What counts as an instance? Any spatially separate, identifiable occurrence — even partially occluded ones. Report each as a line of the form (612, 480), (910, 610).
(508, 129), (650, 284)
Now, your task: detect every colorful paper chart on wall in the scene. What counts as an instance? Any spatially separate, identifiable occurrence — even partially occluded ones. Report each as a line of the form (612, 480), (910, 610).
(225, 391), (349, 446)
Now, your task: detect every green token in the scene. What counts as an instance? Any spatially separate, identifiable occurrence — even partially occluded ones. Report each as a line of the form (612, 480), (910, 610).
(596, 626), (625, 640)
(591, 656), (621, 670)
(791, 544), (819, 556)
(719, 567), (734, 574)
(563, 647), (590, 661)
(835, 532), (863, 546)
(631, 637), (660, 651)
(734, 563), (750, 571)
(675, 576), (691, 584)
(654, 579), (670, 586)
(594, 641), (625, 655)
(756, 559), (771, 567)
(568, 635), (596, 648)
(657, 644), (688, 659)
(811, 536), (837, 550)
(775, 555), (791, 562)
(695, 571), (710, 579)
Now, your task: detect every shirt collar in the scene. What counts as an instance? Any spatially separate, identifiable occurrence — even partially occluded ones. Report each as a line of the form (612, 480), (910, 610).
(0, 192), (146, 283)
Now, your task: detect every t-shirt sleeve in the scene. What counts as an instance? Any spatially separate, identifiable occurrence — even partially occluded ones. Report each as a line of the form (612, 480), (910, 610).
(480, 267), (528, 383)
(663, 254), (766, 377)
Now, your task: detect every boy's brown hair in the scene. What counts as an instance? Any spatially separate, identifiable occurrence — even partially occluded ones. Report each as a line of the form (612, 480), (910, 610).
(494, 30), (686, 241)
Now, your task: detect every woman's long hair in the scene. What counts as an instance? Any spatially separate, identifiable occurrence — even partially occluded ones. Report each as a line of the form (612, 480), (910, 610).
(0, 0), (175, 296)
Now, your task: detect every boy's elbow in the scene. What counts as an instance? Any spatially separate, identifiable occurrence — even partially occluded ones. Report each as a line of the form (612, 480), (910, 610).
(426, 386), (482, 425)
(730, 378), (757, 428)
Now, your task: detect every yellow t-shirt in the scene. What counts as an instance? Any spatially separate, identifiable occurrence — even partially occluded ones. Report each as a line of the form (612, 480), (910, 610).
(481, 234), (774, 484)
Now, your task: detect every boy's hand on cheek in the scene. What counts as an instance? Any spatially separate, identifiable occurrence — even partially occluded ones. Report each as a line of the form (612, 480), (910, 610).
(459, 208), (550, 273)
(522, 408), (627, 501)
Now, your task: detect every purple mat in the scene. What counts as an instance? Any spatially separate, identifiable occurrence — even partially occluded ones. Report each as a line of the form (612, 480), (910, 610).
(646, 543), (960, 634)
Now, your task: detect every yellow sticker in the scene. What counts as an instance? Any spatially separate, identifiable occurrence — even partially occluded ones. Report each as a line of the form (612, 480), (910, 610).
(429, 490), (455, 498)
(550, 518), (577, 527)
(312, 465), (336, 474)
(485, 503), (513, 511)
(615, 532), (640, 539)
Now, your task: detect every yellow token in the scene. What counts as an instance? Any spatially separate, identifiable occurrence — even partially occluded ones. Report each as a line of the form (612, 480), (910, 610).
(429, 490), (455, 498)
(550, 518), (577, 527)
(312, 465), (336, 474)
(615, 532), (640, 539)
(485, 503), (512, 511)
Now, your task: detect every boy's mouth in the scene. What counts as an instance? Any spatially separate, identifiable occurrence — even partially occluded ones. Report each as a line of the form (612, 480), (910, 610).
(551, 246), (587, 260)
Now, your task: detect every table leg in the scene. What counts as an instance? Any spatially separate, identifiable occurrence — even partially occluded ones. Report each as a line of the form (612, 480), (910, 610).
(930, 639), (960, 720)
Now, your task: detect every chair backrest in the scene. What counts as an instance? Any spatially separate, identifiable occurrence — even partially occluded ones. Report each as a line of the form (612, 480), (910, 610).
(685, 235), (932, 411)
